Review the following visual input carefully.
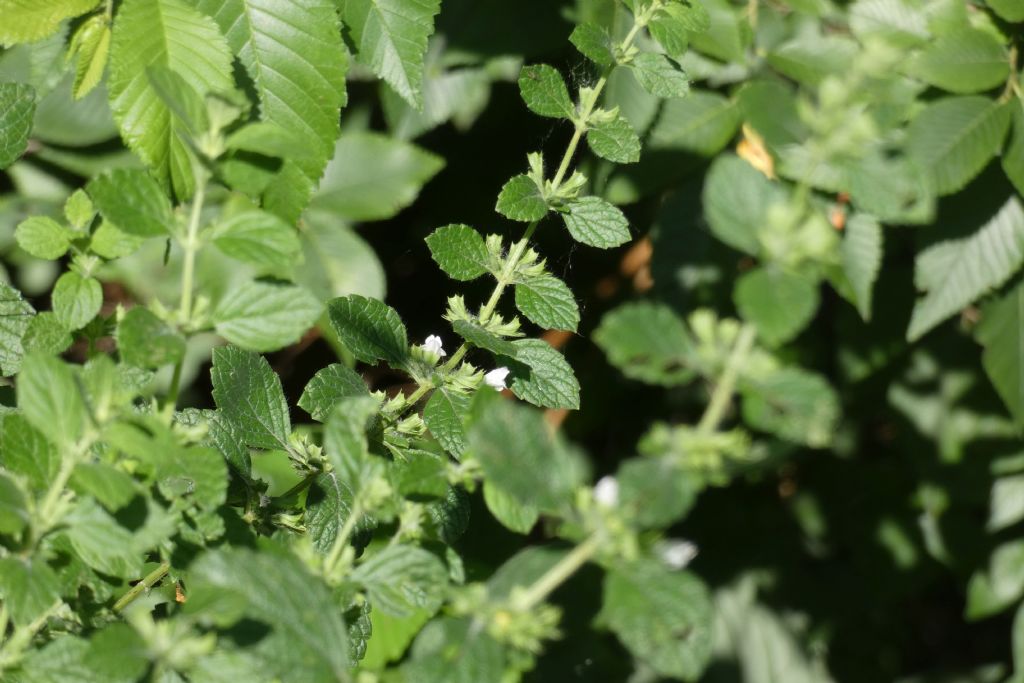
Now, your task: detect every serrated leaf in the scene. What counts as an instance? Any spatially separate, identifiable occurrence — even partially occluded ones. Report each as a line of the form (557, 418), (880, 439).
(600, 561), (714, 681)
(0, 473), (29, 536)
(908, 195), (1024, 341)
(197, 0), (348, 216)
(212, 210), (301, 271)
(909, 27), (1009, 95)
(309, 132), (444, 221)
(1005, 102), (1024, 197)
(514, 275), (579, 332)
(69, 14), (111, 100)
(108, 0), (233, 197)
(351, 544), (448, 617)
(201, 409), (252, 477)
(0, 82), (36, 169)
(213, 280), (322, 352)
(21, 311), (73, 358)
(340, 0), (441, 108)
(324, 396), (381, 492)
(688, 0), (746, 64)
(594, 302), (697, 386)
(425, 224), (490, 281)
(767, 35), (858, 87)
(570, 23), (614, 66)
(62, 498), (143, 577)
(629, 52), (690, 99)
(52, 271), (102, 331)
(977, 280), (1024, 426)
(0, 0), (99, 46)
(299, 363), (369, 422)
(0, 414), (59, 491)
(907, 96), (1011, 197)
(496, 174), (548, 222)
(704, 154), (785, 255)
(588, 112), (641, 164)
(734, 266), (819, 346)
(617, 457), (696, 528)
(70, 462), (136, 512)
(740, 366), (839, 447)
(117, 306), (185, 368)
(467, 398), (584, 513)
(561, 195), (631, 249)
(86, 168), (173, 237)
(503, 338), (580, 410)
(518, 64), (575, 120)
(423, 388), (469, 458)
(648, 89), (739, 156)
(841, 213), (883, 321)
(210, 346), (291, 451)
(649, 1), (709, 59)
(15, 216), (71, 260)
(404, 617), (506, 683)
(327, 294), (409, 367)
(0, 557), (60, 627)
(452, 319), (517, 357)
(306, 471), (370, 554)
(482, 482), (538, 534)
(0, 283), (34, 377)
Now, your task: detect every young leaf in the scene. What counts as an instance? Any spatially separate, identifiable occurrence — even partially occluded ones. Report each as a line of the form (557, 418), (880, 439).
(213, 280), (322, 352)
(0, 283), (34, 376)
(561, 195), (631, 249)
(426, 224), (490, 281)
(909, 27), (1009, 95)
(518, 64), (575, 120)
(16, 216), (71, 260)
(503, 338), (581, 410)
(68, 14), (112, 100)
(908, 196), (1024, 341)
(62, 499), (144, 578)
(907, 96), (1011, 196)
(514, 275), (579, 332)
(841, 213), (883, 321)
(327, 294), (409, 367)
(52, 271), (102, 331)
(628, 52), (690, 99)
(423, 388), (470, 458)
(482, 483), (539, 534)
(108, 0), (234, 197)
(351, 545), (448, 616)
(86, 168), (173, 237)
(21, 312), (72, 358)
(212, 210), (301, 271)
(976, 280), (1024, 426)
(740, 366), (839, 447)
(0, 82), (36, 169)
(734, 266), (819, 346)
(452, 319), (517, 357)
(599, 560), (714, 681)
(703, 154), (785, 255)
(649, 1), (710, 60)
(117, 306), (185, 369)
(0, 414), (59, 491)
(588, 113), (642, 164)
(299, 363), (370, 422)
(496, 174), (548, 222)
(0, 557), (60, 627)
(340, 0), (442, 108)
(210, 346), (291, 451)
(570, 23), (614, 66)
(0, 0), (99, 46)
(594, 302), (697, 386)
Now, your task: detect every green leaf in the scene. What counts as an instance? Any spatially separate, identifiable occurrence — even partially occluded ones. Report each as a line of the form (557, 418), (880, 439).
(908, 196), (1024, 341)
(324, 396), (380, 490)
(188, 546), (350, 679)
(16, 216), (71, 259)
(68, 14), (112, 99)
(452, 319), (517, 357)
(423, 388), (469, 458)
(64, 190), (95, 230)
(518, 64), (575, 120)
(505, 339), (580, 410)
(213, 280), (322, 352)
(70, 462), (136, 512)
(197, 0), (348, 215)
(340, 0), (442, 108)
(117, 306), (185, 368)
(841, 213), (883, 321)
(909, 27), (1009, 95)
(561, 195), (631, 249)
(734, 267), (819, 346)
(628, 52), (690, 99)
(89, 220), (146, 259)
(648, 90), (740, 157)
(306, 471), (369, 554)
(989, 474), (1024, 532)
(967, 540), (1024, 619)
(86, 168), (173, 237)
(351, 544), (448, 617)
(52, 271), (102, 331)
(212, 210), (301, 271)
(1005, 102), (1024, 197)
(203, 409), (252, 478)
(989, 0), (1024, 21)
(0, 414), (59, 491)
(688, 0), (746, 64)
(617, 457), (696, 528)
(21, 312), (73, 358)
(210, 346), (291, 451)
(496, 174), (548, 222)
(907, 96), (1011, 196)
(0, 0), (99, 46)
(514, 276), (579, 332)
(482, 482), (538, 534)
(294, 212), (386, 302)
(467, 398), (584, 514)
(766, 35), (858, 87)
(977, 280), (1024, 426)
(588, 112), (641, 164)
(108, 0), (234, 197)
(426, 224), (490, 281)
(0, 283), (34, 377)
(593, 302), (696, 386)
(570, 23), (614, 66)
(649, 1), (709, 59)
(0, 557), (60, 627)
(740, 366), (840, 448)
(0, 473), (29, 535)
(599, 561), (713, 681)
(62, 498), (143, 577)
(361, 608), (432, 669)
(299, 363), (369, 422)
(0, 82), (36, 169)
(404, 617), (506, 683)
(327, 294), (409, 367)
(704, 154), (785, 255)
(309, 132), (444, 222)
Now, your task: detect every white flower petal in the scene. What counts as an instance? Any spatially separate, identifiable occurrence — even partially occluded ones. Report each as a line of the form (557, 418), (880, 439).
(658, 539), (698, 570)
(593, 476), (620, 507)
(423, 334), (446, 357)
(484, 366), (510, 390)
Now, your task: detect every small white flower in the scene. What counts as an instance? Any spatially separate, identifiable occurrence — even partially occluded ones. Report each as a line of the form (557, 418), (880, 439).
(484, 367), (510, 391)
(423, 334), (446, 357)
(658, 539), (698, 570)
(593, 476), (620, 507)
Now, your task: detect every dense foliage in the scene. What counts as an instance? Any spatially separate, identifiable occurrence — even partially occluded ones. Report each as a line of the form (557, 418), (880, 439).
(1, 0), (1023, 681)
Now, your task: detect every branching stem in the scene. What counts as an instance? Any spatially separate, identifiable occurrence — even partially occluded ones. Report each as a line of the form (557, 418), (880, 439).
(113, 561), (171, 612)
(696, 323), (757, 434)
(512, 535), (601, 611)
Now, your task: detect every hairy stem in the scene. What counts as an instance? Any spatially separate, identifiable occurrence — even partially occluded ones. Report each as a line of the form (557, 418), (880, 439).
(696, 323), (757, 434)
(512, 535), (601, 611)
(0, 601), (61, 671)
(113, 561), (171, 612)
(178, 180), (206, 325)
(324, 499), (364, 575)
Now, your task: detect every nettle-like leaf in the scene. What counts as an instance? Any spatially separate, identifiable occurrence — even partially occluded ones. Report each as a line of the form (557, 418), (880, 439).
(496, 174), (548, 222)
(570, 23), (614, 66)
(299, 363), (370, 422)
(423, 388), (470, 458)
(426, 224), (491, 281)
(52, 271), (102, 331)
(0, 284), (34, 377)
(340, 0), (442, 108)
(734, 266), (819, 346)
(503, 338), (581, 410)
(327, 294), (409, 367)
(15, 216), (72, 260)
(117, 307), (185, 369)
(594, 302), (697, 386)
(588, 112), (642, 164)
(703, 153), (784, 255)
(452, 319), (517, 357)
(518, 64), (576, 120)
(628, 52), (690, 99)
(561, 196), (631, 249)
(87, 168), (174, 237)
(210, 346), (291, 451)
(108, 0), (234, 198)
(351, 544), (448, 617)
(0, 557), (61, 628)
(740, 366), (840, 448)
(976, 280), (1024, 426)
(213, 280), (322, 352)
(211, 210), (301, 271)
(514, 275), (579, 332)
(0, 82), (36, 169)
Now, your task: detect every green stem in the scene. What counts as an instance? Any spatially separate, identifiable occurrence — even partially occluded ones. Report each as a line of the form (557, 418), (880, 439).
(113, 561), (171, 612)
(0, 601), (61, 671)
(323, 499), (363, 575)
(512, 535), (601, 611)
(178, 178), (207, 325)
(696, 324), (757, 435)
